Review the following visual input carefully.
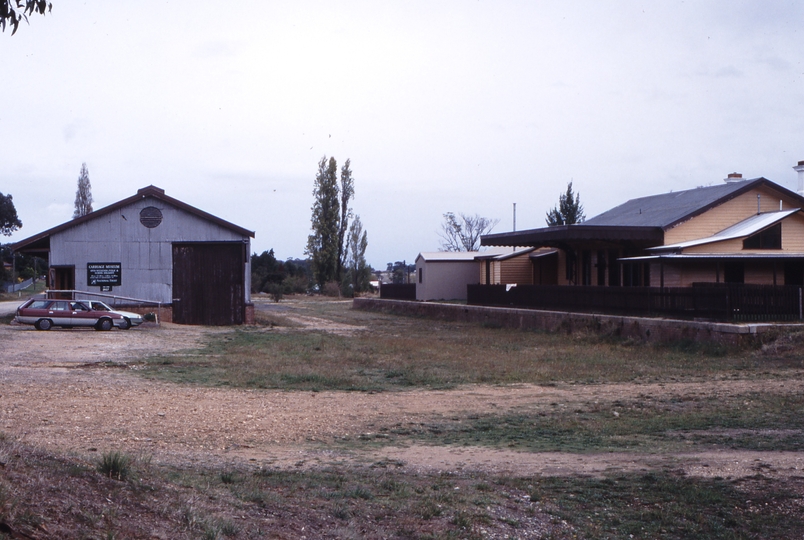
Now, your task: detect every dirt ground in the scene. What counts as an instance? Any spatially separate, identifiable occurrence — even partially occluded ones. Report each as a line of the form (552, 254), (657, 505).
(1, 298), (804, 482)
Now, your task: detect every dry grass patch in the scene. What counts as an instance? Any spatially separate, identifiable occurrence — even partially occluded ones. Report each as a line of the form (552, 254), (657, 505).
(136, 301), (796, 391)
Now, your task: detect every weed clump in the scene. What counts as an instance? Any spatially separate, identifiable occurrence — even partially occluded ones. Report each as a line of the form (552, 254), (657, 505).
(98, 451), (131, 481)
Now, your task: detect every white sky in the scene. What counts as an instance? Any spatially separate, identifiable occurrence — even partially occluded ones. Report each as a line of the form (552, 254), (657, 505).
(2, 1), (804, 268)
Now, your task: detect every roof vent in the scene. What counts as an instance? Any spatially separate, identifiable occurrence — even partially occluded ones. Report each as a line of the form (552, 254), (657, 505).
(724, 172), (743, 183)
(140, 206), (163, 228)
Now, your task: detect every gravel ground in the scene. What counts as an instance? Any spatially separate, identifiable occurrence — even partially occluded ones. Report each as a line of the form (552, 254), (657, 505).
(2, 301), (803, 480)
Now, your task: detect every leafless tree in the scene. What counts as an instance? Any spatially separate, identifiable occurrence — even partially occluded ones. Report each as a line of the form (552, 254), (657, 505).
(439, 212), (500, 252)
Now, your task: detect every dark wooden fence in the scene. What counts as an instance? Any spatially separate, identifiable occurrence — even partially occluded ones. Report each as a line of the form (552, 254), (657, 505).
(380, 283), (416, 300)
(467, 284), (803, 322)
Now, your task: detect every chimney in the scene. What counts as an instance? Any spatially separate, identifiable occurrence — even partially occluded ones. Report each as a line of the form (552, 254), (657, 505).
(794, 161), (804, 196)
(724, 172), (743, 183)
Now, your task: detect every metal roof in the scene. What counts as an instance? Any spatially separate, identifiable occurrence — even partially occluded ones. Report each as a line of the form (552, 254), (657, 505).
(621, 253), (804, 261)
(11, 185), (255, 253)
(474, 246), (536, 260)
(482, 177), (804, 248)
(583, 178), (774, 229)
(482, 224), (664, 247)
(416, 246), (526, 262)
(649, 209), (800, 251)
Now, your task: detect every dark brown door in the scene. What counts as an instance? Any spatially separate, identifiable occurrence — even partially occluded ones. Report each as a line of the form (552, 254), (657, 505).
(533, 253), (558, 285)
(172, 243), (245, 325)
(49, 266), (75, 299)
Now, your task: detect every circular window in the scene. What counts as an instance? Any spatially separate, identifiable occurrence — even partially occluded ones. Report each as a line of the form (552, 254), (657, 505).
(139, 206), (163, 228)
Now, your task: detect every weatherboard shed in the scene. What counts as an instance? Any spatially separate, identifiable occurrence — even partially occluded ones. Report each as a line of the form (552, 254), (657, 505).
(11, 185), (255, 325)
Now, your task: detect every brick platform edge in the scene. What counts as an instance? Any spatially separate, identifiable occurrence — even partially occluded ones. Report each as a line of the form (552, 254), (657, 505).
(353, 298), (803, 345)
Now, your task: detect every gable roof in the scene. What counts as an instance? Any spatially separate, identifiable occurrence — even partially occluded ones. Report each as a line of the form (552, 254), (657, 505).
(11, 185), (254, 253)
(482, 177), (804, 248)
(584, 177), (804, 229)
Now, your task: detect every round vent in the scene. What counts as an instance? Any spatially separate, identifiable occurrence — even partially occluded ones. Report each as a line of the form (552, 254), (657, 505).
(139, 206), (163, 228)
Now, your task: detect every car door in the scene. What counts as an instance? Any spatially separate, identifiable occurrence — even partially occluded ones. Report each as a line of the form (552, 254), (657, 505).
(69, 301), (98, 327)
(46, 301), (72, 327)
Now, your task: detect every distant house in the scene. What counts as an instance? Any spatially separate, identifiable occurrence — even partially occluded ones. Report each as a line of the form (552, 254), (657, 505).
(482, 173), (804, 289)
(415, 247), (534, 301)
(11, 186), (255, 325)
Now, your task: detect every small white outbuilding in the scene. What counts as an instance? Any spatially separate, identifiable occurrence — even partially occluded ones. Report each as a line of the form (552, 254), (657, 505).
(415, 247), (531, 301)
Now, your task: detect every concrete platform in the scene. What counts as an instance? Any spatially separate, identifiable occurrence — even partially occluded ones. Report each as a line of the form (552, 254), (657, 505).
(353, 297), (804, 345)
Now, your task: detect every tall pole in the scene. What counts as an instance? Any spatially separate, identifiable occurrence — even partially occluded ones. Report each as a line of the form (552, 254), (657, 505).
(513, 203), (516, 232)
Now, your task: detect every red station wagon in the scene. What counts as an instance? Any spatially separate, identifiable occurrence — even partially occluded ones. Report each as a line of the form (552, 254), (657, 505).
(15, 299), (132, 331)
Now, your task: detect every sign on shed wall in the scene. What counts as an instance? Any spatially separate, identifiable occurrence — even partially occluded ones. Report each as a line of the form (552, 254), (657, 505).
(87, 262), (122, 286)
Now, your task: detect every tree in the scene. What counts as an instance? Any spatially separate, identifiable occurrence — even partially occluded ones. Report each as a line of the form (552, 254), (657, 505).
(305, 156), (360, 291)
(1, 1), (52, 35)
(73, 163), (93, 219)
(546, 181), (585, 226)
(336, 159), (354, 282)
(343, 215), (370, 296)
(439, 212), (499, 252)
(0, 192), (22, 236)
(306, 157), (340, 289)
(386, 261), (414, 284)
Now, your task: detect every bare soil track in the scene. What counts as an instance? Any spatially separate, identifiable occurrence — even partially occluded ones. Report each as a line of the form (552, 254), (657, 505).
(1, 298), (803, 481)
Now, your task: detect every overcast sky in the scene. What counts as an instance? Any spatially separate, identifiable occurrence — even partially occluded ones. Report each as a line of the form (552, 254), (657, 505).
(2, 1), (804, 268)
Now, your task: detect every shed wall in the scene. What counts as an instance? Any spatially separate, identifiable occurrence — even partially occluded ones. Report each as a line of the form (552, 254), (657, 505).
(416, 260), (480, 301)
(49, 196), (251, 304)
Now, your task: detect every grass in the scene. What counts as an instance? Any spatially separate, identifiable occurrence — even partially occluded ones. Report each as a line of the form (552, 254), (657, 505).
(2, 433), (802, 539)
(136, 300), (802, 392)
(4, 298), (804, 537)
(0, 280), (46, 303)
(342, 391), (804, 453)
(97, 451), (131, 481)
(502, 472), (804, 539)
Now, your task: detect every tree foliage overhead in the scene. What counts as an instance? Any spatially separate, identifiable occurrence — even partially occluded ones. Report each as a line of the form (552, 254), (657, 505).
(439, 212), (500, 252)
(546, 181), (585, 226)
(306, 157), (341, 289)
(0, 192), (22, 236)
(1, 1), (51, 35)
(73, 163), (93, 219)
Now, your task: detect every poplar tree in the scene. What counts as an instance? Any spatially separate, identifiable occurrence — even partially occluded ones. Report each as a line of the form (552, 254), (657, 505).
(336, 159), (354, 281)
(306, 157), (340, 289)
(344, 215), (370, 295)
(73, 163), (93, 218)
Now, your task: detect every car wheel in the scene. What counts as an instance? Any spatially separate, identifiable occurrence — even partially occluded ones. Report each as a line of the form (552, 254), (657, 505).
(35, 319), (53, 331)
(118, 318), (131, 330)
(96, 318), (113, 331)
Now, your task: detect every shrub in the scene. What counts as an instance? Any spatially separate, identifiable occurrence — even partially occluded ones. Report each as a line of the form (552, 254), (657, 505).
(322, 281), (341, 297)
